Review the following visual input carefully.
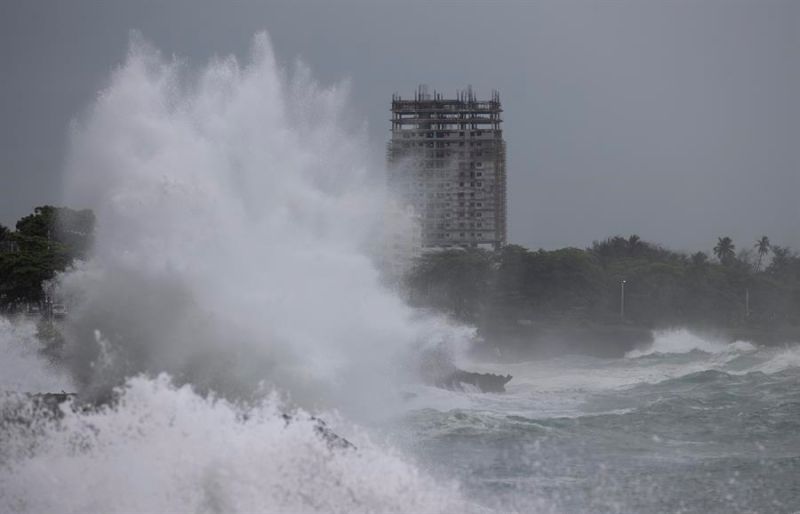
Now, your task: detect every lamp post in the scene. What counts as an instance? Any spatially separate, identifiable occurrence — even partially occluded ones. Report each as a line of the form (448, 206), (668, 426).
(620, 279), (626, 322)
(745, 288), (750, 319)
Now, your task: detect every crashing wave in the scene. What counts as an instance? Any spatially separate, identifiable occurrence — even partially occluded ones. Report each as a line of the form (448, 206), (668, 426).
(0, 375), (477, 514)
(626, 328), (757, 358)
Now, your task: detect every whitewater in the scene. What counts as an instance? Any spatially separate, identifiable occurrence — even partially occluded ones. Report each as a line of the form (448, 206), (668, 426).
(1, 33), (799, 513)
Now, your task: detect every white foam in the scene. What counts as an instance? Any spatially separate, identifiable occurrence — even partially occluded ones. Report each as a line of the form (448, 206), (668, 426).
(625, 328), (737, 358)
(0, 375), (476, 513)
(750, 345), (800, 374)
(448, 331), (788, 420)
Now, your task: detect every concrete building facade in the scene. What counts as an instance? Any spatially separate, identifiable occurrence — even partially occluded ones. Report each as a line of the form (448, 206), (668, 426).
(387, 86), (507, 250)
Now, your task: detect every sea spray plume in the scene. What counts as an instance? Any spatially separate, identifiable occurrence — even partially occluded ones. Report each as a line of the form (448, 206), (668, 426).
(58, 32), (472, 417)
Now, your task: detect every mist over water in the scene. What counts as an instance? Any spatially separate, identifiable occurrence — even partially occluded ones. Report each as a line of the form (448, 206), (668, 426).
(0, 32), (485, 513)
(0, 319), (73, 394)
(55, 32), (469, 415)
(399, 330), (800, 512)
(2, 31), (799, 514)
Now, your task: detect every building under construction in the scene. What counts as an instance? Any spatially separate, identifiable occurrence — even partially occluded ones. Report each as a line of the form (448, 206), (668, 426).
(387, 86), (507, 250)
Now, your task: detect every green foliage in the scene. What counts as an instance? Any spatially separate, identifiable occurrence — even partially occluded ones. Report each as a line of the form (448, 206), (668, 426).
(713, 236), (736, 266)
(754, 236), (771, 272)
(403, 234), (800, 333)
(767, 246), (798, 278)
(690, 252), (708, 267)
(0, 205), (94, 309)
(407, 248), (493, 322)
(16, 205), (95, 259)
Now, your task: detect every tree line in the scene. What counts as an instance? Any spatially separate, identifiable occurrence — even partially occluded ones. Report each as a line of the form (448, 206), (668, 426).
(2, 205), (798, 340)
(0, 205), (94, 310)
(404, 235), (800, 336)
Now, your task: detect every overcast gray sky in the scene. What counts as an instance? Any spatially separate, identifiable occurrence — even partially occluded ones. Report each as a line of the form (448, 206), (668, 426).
(1, 0), (798, 253)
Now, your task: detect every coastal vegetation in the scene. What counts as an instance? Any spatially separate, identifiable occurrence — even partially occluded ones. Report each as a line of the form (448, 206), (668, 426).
(2, 205), (798, 354)
(0, 206), (94, 310)
(404, 235), (800, 353)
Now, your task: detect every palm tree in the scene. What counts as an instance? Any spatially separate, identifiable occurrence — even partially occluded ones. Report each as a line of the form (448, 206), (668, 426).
(753, 236), (771, 272)
(627, 234), (643, 256)
(713, 237), (736, 265)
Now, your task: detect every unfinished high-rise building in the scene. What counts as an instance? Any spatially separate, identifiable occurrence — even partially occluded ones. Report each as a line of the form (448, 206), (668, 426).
(387, 86), (507, 250)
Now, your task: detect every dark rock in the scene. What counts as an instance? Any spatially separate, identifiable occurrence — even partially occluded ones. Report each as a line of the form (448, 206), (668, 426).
(3, 392), (355, 451)
(280, 413), (356, 451)
(437, 369), (513, 393)
(30, 392), (77, 415)
(418, 344), (513, 393)
(0, 392), (78, 433)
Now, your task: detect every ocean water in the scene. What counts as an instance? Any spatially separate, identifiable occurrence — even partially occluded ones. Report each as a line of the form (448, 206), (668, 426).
(393, 329), (800, 513)
(2, 322), (798, 513)
(1, 32), (798, 513)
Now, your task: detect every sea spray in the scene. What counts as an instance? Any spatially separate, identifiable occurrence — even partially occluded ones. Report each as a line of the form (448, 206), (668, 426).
(0, 375), (476, 514)
(624, 328), (747, 358)
(55, 32), (473, 416)
(0, 318), (73, 394)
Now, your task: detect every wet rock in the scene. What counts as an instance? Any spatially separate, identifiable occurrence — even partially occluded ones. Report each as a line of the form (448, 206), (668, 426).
(281, 413), (356, 451)
(437, 369), (513, 393)
(418, 345), (513, 393)
(3, 392), (355, 452)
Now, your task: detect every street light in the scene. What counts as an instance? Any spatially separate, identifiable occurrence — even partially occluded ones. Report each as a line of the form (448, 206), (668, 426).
(620, 279), (626, 322)
(745, 288), (750, 319)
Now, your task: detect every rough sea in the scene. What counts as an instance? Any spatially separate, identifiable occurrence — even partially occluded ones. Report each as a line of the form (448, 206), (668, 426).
(3, 319), (798, 513)
(394, 329), (800, 513)
(1, 32), (797, 513)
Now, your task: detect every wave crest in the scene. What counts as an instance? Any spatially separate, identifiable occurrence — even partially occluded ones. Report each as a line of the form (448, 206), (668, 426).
(626, 328), (756, 358)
